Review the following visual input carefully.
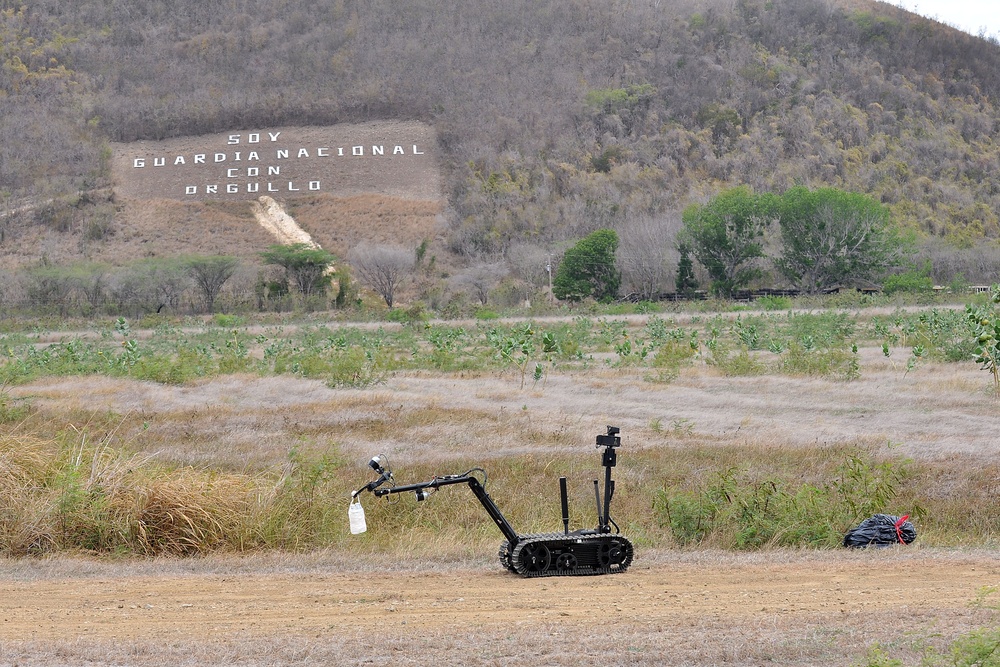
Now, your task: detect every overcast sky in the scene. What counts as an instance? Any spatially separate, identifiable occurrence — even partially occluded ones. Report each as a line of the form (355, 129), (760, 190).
(892, 1), (998, 39)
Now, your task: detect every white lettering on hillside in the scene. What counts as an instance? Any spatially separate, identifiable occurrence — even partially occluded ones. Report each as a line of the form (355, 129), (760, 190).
(134, 145), (424, 168)
(184, 182), (320, 195)
(127, 128), (430, 198)
(227, 132), (281, 144)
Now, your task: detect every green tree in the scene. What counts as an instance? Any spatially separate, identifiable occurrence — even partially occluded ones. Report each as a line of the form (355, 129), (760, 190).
(675, 242), (698, 297)
(260, 243), (336, 298)
(775, 186), (902, 293)
(681, 187), (774, 298)
(552, 229), (620, 302)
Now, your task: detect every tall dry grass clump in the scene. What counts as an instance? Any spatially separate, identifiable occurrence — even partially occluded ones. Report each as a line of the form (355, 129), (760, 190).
(128, 470), (263, 555)
(0, 431), (353, 556)
(0, 435), (55, 554)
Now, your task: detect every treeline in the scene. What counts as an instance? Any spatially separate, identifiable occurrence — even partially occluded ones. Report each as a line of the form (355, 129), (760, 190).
(3, 239), (1000, 321)
(0, 255), (327, 318)
(2, 0), (1000, 265)
(0, 241), (528, 319)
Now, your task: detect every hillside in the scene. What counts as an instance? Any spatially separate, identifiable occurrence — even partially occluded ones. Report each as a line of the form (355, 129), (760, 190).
(2, 0), (1000, 302)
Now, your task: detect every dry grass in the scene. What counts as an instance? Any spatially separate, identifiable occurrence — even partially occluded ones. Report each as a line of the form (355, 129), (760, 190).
(1, 192), (445, 272)
(0, 430), (277, 556)
(2, 613), (989, 667)
(5, 350), (1000, 556)
(289, 193), (445, 260)
(14, 350), (997, 470)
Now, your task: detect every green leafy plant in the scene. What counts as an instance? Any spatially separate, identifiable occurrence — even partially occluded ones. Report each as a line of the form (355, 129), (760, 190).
(967, 285), (1000, 393)
(487, 322), (537, 388)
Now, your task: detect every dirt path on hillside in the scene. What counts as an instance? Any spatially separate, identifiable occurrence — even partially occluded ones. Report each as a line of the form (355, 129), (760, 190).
(251, 195), (320, 247)
(1, 552), (996, 650)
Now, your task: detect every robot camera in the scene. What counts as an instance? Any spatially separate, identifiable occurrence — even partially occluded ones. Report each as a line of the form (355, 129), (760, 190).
(369, 454), (388, 474)
(595, 425), (621, 448)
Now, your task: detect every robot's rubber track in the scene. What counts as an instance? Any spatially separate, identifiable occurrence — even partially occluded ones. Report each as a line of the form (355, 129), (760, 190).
(498, 541), (517, 573)
(505, 533), (634, 577)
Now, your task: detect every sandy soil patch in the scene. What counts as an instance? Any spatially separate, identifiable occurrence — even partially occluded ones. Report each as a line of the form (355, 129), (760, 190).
(0, 550), (997, 666)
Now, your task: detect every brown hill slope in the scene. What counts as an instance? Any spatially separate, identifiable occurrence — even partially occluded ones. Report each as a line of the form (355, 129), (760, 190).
(0, 121), (445, 270)
(2, 0), (1000, 281)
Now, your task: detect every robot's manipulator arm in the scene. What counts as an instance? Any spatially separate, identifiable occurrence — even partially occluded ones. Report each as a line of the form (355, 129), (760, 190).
(352, 454), (394, 498)
(354, 461), (519, 544)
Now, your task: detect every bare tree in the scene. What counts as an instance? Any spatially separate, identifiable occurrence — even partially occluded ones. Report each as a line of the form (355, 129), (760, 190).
(506, 243), (551, 288)
(69, 263), (110, 313)
(616, 212), (681, 301)
(911, 237), (1000, 286)
(186, 256), (240, 313)
(129, 258), (191, 313)
(450, 262), (508, 305)
(348, 243), (414, 308)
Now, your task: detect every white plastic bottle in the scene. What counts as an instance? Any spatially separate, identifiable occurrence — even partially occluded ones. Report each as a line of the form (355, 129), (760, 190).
(349, 496), (367, 534)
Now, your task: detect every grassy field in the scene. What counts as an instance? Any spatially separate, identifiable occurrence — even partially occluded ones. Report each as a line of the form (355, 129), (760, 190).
(2, 294), (1000, 665)
(2, 292), (999, 557)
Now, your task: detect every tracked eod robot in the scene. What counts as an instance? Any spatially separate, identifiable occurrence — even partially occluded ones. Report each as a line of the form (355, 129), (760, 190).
(350, 426), (634, 577)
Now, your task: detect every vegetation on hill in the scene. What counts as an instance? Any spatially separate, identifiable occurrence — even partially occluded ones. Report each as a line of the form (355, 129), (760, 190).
(682, 185), (902, 296)
(2, 0), (1000, 308)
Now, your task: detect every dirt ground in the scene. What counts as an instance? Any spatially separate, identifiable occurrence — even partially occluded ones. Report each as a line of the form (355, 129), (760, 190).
(1, 549), (998, 666)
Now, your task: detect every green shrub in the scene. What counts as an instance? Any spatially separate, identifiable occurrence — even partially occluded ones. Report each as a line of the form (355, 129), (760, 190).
(940, 628), (1000, 667)
(852, 647), (904, 667)
(883, 269), (933, 295)
(0, 390), (31, 423)
(653, 449), (910, 549)
(474, 308), (500, 320)
(857, 627), (1000, 667)
(780, 341), (859, 380)
(387, 303), (428, 324)
(323, 347), (389, 388)
(213, 314), (244, 328)
(129, 350), (210, 384)
(755, 295), (792, 310)
(656, 488), (720, 546)
(646, 340), (697, 382)
(707, 342), (767, 376)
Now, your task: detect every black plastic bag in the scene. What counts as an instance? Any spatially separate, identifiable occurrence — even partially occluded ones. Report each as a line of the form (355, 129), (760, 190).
(843, 513), (916, 548)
